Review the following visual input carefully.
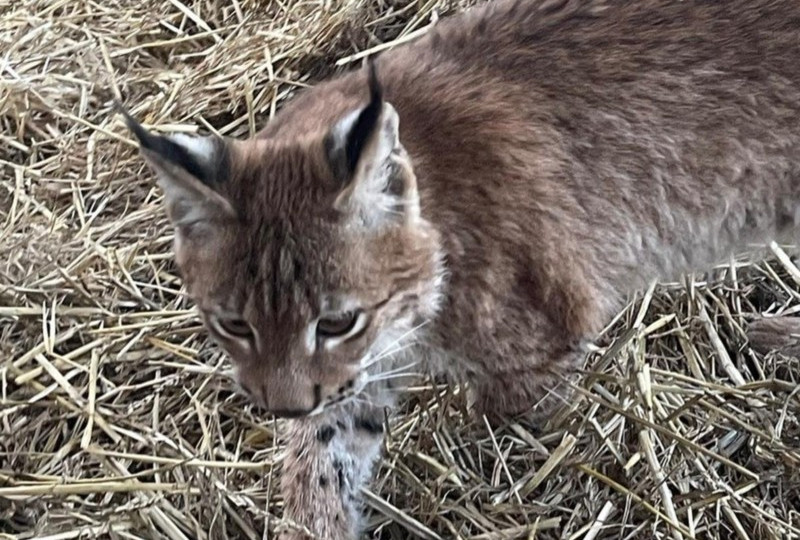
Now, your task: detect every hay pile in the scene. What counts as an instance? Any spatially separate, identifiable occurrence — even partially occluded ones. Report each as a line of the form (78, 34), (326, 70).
(2, 0), (800, 538)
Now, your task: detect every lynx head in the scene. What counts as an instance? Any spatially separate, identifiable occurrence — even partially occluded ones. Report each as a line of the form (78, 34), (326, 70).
(121, 64), (444, 418)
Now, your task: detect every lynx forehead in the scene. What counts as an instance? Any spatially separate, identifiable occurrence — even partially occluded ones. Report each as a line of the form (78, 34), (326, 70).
(123, 0), (800, 537)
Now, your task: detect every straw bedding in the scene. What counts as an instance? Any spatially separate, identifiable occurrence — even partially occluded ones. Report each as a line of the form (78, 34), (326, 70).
(2, 0), (800, 538)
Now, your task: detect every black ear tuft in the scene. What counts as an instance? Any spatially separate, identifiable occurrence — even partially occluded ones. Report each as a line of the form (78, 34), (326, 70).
(116, 102), (219, 186)
(344, 59), (384, 174)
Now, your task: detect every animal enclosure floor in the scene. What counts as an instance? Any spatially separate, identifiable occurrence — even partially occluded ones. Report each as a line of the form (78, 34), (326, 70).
(1, 0), (799, 538)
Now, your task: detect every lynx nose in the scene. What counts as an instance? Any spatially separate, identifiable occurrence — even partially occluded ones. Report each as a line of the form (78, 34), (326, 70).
(269, 383), (321, 418)
(240, 376), (321, 418)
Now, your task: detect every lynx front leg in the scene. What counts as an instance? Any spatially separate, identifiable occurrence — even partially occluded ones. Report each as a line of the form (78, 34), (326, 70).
(470, 346), (586, 427)
(277, 401), (388, 540)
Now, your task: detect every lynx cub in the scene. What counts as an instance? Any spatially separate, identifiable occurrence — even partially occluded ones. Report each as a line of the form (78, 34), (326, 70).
(123, 0), (800, 537)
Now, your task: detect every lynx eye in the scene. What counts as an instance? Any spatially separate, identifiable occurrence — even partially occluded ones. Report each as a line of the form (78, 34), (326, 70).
(317, 310), (365, 339)
(212, 315), (253, 340)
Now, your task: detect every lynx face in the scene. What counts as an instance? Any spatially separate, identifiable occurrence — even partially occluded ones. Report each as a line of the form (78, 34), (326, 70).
(122, 69), (444, 418)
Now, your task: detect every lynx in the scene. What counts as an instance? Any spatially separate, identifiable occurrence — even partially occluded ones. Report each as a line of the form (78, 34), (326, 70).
(122, 0), (800, 537)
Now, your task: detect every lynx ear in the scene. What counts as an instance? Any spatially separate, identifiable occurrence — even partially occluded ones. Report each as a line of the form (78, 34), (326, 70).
(325, 61), (419, 226)
(118, 104), (235, 234)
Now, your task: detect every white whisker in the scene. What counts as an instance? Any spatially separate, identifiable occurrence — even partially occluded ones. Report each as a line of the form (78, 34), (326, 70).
(364, 362), (421, 384)
(349, 396), (379, 408)
(366, 372), (424, 383)
(371, 361), (419, 378)
(361, 340), (418, 369)
(361, 320), (429, 368)
(376, 320), (429, 355)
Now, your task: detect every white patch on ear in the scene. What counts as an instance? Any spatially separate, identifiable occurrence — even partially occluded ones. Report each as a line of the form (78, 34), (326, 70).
(333, 102), (421, 227)
(329, 102), (399, 188)
(169, 133), (216, 165)
(328, 109), (362, 157)
(121, 107), (235, 238)
(139, 143), (234, 233)
(352, 102), (399, 182)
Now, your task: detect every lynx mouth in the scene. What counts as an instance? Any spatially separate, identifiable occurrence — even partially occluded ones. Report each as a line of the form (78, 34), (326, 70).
(270, 407), (316, 419)
(316, 373), (369, 414)
(233, 373), (369, 419)
(229, 374), (324, 418)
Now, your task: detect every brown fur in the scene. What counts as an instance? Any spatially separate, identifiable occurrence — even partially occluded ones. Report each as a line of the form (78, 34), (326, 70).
(124, 0), (800, 537)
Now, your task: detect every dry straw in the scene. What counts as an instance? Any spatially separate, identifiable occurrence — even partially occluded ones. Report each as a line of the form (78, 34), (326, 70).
(2, 0), (800, 538)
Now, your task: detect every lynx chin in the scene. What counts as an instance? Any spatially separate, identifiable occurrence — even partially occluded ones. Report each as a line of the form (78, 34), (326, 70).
(122, 0), (800, 537)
